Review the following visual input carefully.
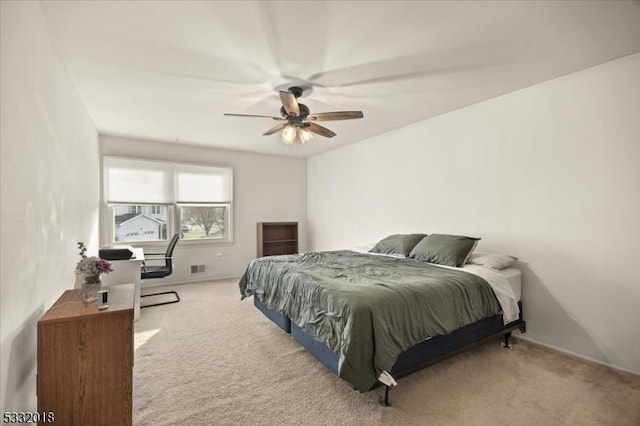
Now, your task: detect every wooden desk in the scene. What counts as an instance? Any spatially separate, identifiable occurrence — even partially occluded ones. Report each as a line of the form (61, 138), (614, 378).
(37, 284), (134, 426)
(101, 247), (144, 321)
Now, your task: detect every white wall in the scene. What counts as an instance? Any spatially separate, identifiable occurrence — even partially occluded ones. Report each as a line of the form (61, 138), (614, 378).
(308, 54), (640, 374)
(0, 1), (100, 413)
(100, 135), (307, 286)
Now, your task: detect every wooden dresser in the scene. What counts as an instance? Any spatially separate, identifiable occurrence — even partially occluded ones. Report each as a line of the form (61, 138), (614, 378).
(37, 284), (134, 426)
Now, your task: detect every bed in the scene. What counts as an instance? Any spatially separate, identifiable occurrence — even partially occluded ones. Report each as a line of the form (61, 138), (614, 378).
(239, 249), (525, 405)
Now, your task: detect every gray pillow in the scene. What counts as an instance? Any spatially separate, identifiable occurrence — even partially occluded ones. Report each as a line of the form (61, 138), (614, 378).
(369, 234), (427, 257)
(409, 234), (480, 267)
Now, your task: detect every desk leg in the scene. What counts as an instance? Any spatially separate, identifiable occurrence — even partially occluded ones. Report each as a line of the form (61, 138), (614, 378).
(133, 281), (141, 321)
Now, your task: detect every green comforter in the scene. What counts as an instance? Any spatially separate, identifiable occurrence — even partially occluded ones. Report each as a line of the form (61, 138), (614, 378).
(239, 250), (501, 392)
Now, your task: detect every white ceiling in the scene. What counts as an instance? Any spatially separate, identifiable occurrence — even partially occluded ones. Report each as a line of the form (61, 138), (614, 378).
(39, 1), (640, 158)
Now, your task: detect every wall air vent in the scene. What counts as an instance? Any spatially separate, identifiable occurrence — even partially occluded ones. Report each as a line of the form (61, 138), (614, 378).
(190, 264), (206, 274)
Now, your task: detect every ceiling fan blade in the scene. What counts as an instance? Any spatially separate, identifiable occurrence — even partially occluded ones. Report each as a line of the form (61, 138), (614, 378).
(280, 91), (300, 116)
(263, 123), (286, 136)
(308, 38), (523, 89)
(224, 113), (284, 120)
(306, 122), (337, 138)
(307, 111), (364, 121)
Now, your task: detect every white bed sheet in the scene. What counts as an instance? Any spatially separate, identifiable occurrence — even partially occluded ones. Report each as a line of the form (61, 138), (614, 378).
(497, 267), (522, 302)
(459, 264), (520, 324)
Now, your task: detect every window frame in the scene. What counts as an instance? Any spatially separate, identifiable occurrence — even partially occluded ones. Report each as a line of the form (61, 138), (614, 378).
(102, 156), (234, 248)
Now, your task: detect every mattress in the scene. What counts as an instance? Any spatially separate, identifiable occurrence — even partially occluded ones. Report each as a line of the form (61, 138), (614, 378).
(499, 268), (522, 301)
(462, 265), (523, 302)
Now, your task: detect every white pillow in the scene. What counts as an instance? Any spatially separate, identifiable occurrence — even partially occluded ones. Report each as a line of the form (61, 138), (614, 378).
(466, 252), (517, 270)
(347, 243), (406, 258)
(347, 243), (376, 253)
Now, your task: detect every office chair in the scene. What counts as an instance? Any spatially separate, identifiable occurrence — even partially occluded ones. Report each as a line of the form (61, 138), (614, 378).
(140, 234), (180, 308)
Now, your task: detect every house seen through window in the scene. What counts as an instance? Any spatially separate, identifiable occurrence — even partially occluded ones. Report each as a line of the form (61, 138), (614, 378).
(114, 205), (168, 242)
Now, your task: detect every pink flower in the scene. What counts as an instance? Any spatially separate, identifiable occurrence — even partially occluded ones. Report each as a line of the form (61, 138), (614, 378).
(95, 259), (113, 273)
(75, 243), (113, 276)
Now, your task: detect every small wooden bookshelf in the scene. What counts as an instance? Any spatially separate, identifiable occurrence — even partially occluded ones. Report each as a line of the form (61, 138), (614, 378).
(257, 222), (298, 257)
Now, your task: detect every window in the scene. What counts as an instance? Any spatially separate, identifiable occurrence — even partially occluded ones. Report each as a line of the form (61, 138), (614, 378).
(180, 204), (229, 240)
(104, 157), (233, 244)
(176, 164), (232, 241)
(112, 204), (169, 242)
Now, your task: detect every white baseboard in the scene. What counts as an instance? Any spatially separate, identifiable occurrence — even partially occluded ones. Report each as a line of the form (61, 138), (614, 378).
(515, 335), (639, 377)
(142, 275), (240, 289)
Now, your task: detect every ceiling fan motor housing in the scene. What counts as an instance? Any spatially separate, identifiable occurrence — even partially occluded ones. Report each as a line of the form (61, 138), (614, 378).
(288, 86), (304, 98)
(281, 103), (310, 122)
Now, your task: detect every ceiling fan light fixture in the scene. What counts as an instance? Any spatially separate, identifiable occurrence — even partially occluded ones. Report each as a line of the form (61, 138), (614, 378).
(282, 125), (297, 145)
(300, 127), (313, 144)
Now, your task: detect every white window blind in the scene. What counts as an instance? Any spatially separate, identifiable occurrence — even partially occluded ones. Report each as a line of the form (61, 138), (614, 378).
(176, 164), (232, 203)
(105, 157), (175, 203)
(105, 157), (232, 204)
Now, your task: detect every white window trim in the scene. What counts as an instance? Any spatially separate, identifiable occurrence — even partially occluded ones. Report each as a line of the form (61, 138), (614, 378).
(101, 156), (234, 248)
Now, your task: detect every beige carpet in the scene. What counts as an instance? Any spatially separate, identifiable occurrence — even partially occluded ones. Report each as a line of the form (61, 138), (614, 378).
(134, 279), (640, 425)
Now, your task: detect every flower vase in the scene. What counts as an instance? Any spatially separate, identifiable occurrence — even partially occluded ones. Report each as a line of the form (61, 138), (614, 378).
(81, 274), (102, 303)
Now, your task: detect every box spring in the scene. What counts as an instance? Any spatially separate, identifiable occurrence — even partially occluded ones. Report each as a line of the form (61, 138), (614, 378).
(254, 295), (524, 389)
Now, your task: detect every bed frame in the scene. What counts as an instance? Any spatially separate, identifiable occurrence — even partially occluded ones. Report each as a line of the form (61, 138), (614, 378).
(254, 296), (526, 406)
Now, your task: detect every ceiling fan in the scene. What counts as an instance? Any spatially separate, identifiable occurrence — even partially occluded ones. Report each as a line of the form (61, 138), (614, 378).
(224, 86), (364, 145)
